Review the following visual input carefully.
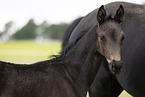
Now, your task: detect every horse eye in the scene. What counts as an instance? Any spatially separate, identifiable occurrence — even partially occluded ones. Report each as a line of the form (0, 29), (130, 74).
(100, 34), (106, 41)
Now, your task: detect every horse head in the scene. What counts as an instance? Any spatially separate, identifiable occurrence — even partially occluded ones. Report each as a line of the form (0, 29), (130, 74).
(96, 5), (124, 74)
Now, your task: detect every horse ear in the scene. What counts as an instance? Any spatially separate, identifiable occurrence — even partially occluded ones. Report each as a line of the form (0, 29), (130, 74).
(97, 5), (106, 24)
(114, 5), (124, 23)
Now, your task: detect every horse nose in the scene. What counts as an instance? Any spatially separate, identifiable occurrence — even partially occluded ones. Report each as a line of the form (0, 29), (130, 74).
(109, 60), (123, 74)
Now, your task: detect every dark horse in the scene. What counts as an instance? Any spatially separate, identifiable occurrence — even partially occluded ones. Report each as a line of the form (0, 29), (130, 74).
(0, 5), (124, 97)
(62, 2), (145, 97)
(62, 17), (83, 50)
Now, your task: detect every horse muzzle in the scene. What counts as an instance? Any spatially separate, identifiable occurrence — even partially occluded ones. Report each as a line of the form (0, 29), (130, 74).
(108, 60), (123, 74)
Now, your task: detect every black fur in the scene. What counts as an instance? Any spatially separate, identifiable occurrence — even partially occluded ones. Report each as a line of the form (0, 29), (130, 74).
(0, 24), (103, 97)
(62, 2), (145, 97)
(62, 17), (83, 50)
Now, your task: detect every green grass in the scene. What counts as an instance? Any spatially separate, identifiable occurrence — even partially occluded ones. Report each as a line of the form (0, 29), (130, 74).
(0, 40), (132, 97)
(119, 91), (132, 97)
(0, 40), (61, 63)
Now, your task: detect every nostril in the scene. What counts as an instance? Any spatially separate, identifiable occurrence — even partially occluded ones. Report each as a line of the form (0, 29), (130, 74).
(112, 60), (115, 63)
(109, 60), (123, 74)
(112, 64), (116, 71)
(117, 64), (123, 69)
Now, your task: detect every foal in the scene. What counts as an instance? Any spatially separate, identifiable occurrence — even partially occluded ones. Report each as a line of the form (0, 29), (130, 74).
(0, 5), (124, 97)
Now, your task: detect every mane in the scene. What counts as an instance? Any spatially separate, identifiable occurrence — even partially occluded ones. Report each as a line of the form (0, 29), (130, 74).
(62, 17), (83, 49)
(61, 27), (91, 57)
(0, 54), (64, 67)
(47, 55), (63, 63)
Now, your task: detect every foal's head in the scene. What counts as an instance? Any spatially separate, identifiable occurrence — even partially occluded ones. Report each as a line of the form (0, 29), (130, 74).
(96, 5), (124, 74)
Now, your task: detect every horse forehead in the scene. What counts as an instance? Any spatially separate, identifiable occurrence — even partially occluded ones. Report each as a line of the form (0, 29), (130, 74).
(100, 22), (122, 34)
(100, 21), (120, 29)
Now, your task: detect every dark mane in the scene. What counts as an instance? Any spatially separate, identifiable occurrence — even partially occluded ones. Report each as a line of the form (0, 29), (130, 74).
(62, 17), (83, 49)
(46, 56), (62, 63)
(61, 27), (91, 57)
(0, 55), (64, 67)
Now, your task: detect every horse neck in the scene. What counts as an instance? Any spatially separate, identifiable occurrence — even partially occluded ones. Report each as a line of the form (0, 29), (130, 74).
(66, 25), (103, 88)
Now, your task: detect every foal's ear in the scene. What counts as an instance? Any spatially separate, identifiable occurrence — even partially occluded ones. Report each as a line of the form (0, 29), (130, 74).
(97, 5), (106, 24)
(114, 5), (124, 23)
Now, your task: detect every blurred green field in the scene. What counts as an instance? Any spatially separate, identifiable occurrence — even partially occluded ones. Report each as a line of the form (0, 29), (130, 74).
(0, 40), (61, 63)
(0, 40), (132, 97)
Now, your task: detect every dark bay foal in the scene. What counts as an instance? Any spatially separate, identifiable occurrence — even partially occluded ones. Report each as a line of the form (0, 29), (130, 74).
(0, 5), (124, 97)
(0, 25), (101, 97)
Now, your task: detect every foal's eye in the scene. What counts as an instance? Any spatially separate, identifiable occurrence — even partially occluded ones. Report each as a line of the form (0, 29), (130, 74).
(100, 34), (106, 41)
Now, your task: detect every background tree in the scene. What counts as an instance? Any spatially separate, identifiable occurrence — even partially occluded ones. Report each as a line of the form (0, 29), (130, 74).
(36, 21), (50, 40)
(45, 23), (69, 40)
(13, 19), (37, 40)
(0, 21), (13, 36)
(0, 21), (15, 42)
(36, 22), (69, 40)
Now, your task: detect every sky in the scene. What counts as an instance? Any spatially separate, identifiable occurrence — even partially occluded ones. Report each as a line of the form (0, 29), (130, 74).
(0, 0), (144, 31)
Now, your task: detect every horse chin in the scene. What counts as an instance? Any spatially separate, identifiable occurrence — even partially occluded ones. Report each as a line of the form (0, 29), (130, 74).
(108, 62), (123, 74)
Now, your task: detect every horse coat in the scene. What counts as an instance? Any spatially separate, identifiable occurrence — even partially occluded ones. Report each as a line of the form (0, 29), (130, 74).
(63, 2), (145, 97)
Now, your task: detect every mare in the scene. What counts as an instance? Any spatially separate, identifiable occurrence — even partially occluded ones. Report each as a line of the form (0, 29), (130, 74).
(0, 5), (124, 97)
(62, 2), (145, 97)
(62, 17), (83, 50)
